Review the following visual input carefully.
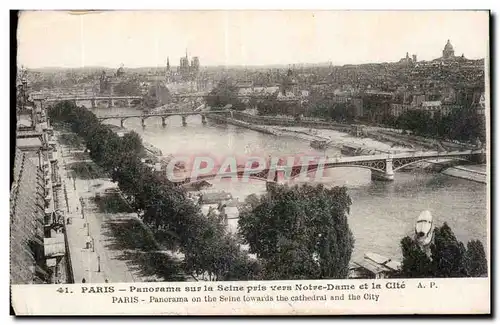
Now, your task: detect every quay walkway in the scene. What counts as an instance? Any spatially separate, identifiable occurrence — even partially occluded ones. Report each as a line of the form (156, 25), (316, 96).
(56, 138), (164, 283)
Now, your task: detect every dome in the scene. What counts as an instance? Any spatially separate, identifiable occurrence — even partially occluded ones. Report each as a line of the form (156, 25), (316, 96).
(444, 39), (454, 51)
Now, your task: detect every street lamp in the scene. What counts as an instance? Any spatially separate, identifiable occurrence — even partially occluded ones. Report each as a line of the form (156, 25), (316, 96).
(97, 255), (101, 273)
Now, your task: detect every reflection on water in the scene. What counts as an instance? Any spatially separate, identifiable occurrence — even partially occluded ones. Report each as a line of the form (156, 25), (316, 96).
(97, 107), (487, 261)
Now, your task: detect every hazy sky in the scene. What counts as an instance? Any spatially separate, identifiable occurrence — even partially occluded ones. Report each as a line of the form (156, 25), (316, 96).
(17, 10), (489, 68)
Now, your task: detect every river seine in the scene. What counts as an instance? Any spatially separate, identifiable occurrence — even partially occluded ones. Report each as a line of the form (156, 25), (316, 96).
(96, 106), (487, 262)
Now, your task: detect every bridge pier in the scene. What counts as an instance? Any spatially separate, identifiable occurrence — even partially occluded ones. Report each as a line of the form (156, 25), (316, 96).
(371, 158), (394, 181)
(265, 170), (280, 191)
(120, 119), (125, 128)
(108, 99), (114, 108)
(201, 114), (207, 125)
(161, 117), (167, 127)
(126, 99), (131, 107)
(141, 118), (146, 128)
(182, 116), (187, 126)
(91, 98), (96, 109)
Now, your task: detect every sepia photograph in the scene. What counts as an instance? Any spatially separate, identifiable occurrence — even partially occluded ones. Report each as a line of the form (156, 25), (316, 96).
(10, 9), (490, 315)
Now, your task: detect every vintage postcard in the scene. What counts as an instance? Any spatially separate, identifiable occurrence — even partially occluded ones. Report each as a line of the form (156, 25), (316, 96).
(11, 10), (490, 315)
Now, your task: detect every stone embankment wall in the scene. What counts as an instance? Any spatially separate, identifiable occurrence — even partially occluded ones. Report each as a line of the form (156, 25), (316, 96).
(229, 111), (352, 133)
(441, 165), (487, 184)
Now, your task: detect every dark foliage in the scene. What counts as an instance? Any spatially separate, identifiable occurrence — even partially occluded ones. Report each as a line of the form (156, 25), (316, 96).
(239, 183), (354, 279)
(400, 222), (488, 278)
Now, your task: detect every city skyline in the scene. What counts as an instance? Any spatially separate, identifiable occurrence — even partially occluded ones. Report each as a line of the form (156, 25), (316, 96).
(17, 10), (489, 69)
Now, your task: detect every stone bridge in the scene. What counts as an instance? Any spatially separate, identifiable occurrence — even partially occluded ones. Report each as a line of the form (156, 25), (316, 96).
(97, 110), (231, 127)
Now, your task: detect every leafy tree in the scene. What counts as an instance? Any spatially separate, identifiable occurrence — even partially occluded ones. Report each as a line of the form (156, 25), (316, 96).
(256, 94), (279, 116)
(205, 79), (245, 110)
(399, 222), (487, 278)
(238, 183), (354, 279)
(430, 223), (467, 277)
(390, 107), (486, 143)
(400, 236), (433, 278)
(463, 240), (488, 277)
(307, 97), (356, 123)
(120, 131), (144, 157)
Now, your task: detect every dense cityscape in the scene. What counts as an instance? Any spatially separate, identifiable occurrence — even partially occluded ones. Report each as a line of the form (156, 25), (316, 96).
(12, 35), (488, 287)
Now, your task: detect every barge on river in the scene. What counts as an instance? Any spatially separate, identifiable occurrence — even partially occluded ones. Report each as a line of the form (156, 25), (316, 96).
(310, 139), (328, 150)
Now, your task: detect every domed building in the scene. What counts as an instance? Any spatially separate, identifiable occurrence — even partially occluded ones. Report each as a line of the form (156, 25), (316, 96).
(442, 39), (455, 60)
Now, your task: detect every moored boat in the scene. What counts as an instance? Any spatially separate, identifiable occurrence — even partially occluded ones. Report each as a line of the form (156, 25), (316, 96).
(415, 210), (434, 247)
(310, 139), (328, 150)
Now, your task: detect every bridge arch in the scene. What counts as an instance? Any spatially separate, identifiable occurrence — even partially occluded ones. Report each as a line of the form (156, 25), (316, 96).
(280, 164), (386, 181)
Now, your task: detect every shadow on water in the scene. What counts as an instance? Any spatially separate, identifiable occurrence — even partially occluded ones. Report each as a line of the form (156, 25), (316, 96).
(101, 214), (186, 282)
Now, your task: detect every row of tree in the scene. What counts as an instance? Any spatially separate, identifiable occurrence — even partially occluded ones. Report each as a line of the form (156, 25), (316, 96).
(307, 98), (357, 123)
(381, 108), (486, 144)
(49, 101), (260, 281)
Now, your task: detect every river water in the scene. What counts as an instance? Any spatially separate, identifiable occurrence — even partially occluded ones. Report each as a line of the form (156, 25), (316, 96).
(95, 106), (488, 262)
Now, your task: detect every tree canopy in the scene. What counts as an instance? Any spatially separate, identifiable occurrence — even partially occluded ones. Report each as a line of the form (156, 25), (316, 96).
(205, 79), (245, 110)
(238, 183), (354, 280)
(381, 108), (486, 144)
(400, 222), (487, 278)
(113, 79), (142, 96)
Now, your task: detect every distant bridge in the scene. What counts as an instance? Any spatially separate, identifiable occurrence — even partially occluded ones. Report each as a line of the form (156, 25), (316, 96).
(172, 149), (486, 185)
(171, 92), (300, 101)
(97, 110), (231, 127)
(43, 95), (144, 108)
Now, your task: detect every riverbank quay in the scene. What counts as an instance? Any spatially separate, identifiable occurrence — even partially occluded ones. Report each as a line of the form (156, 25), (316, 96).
(208, 111), (424, 152)
(53, 128), (187, 283)
(442, 165), (487, 184)
(208, 112), (414, 155)
(207, 113), (277, 135)
(207, 112), (331, 143)
(369, 128), (477, 152)
(230, 111), (353, 133)
(225, 111), (477, 153)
